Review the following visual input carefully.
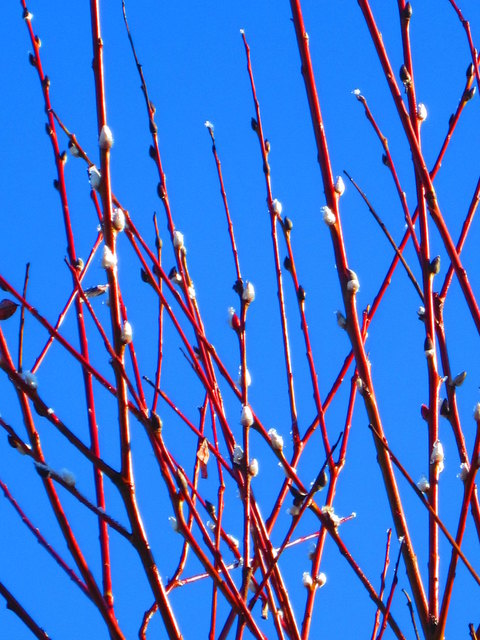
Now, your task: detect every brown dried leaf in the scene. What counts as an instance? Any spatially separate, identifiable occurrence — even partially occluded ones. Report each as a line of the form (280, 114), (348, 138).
(197, 438), (210, 479)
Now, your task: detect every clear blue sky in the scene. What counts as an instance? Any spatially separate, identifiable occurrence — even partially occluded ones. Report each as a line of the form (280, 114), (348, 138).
(2, 1), (480, 638)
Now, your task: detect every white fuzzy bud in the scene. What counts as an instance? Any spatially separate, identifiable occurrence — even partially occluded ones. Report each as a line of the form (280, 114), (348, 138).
(228, 307), (237, 327)
(474, 403), (480, 422)
(88, 165), (102, 190)
(449, 371), (467, 388)
(112, 207), (125, 232)
(302, 572), (313, 589)
(69, 141), (80, 157)
(121, 321), (133, 344)
(272, 199), (283, 215)
(99, 125), (114, 150)
(233, 444), (244, 464)
(321, 205), (336, 226)
(242, 282), (255, 303)
(227, 534), (239, 547)
(346, 270), (360, 294)
(102, 245), (117, 270)
(430, 440), (445, 472)
(334, 176), (345, 196)
(416, 475), (430, 493)
(22, 371), (38, 390)
(187, 285), (196, 300)
(173, 230), (184, 250)
(355, 377), (365, 395)
(321, 505), (342, 528)
(424, 338), (435, 359)
(288, 505), (300, 517)
(84, 284), (109, 299)
(416, 103), (427, 122)
(268, 428), (284, 451)
(315, 572), (327, 588)
(60, 468), (76, 487)
(237, 366), (252, 388)
(458, 462), (470, 482)
(168, 516), (179, 532)
(204, 120), (214, 131)
(240, 405), (254, 427)
(335, 310), (347, 329)
(352, 88), (361, 96)
(249, 458), (259, 476)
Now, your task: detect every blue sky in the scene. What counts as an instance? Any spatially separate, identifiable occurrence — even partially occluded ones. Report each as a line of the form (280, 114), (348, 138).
(2, 1), (480, 638)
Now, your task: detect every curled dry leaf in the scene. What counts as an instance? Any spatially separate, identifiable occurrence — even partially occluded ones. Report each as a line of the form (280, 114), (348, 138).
(197, 438), (210, 479)
(0, 299), (19, 320)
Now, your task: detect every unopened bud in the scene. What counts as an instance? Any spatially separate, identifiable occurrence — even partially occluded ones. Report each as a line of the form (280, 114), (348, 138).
(169, 516), (179, 532)
(83, 284), (109, 299)
(249, 458), (259, 476)
(458, 462), (470, 482)
(416, 103), (427, 122)
(430, 439), (445, 472)
(22, 371), (38, 390)
(464, 86), (476, 102)
(321, 205), (336, 226)
(315, 572), (327, 588)
(240, 405), (254, 427)
(449, 371), (467, 388)
(228, 307), (241, 332)
(99, 125), (114, 150)
(121, 321), (133, 344)
(242, 282), (255, 304)
(429, 255), (441, 275)
(417, 476), (430, 493)
(334, 176), (345, 196)
(112, 207), (126, 232)
(102, 246), (117, 270)
(400, 65), (412, 88)
(272, 199), (283, 215)
(474, 403), (480, 422)
(60, 468), (76, 488)
(233, 444), (244, 464)
(88, 165), (102, 190)
(173, 230), (184, 250)
(69, 140), (80, 158)
(403, 3), (412, 20)
(335, 310), (347, 329)
(302, 572), (313, 589)
(440, 398), (450, 418)
(312, 468), (328, 491)
(424, 337), (434, 358)
(268, 428), (284, 451)
(346, 269), (360, 294)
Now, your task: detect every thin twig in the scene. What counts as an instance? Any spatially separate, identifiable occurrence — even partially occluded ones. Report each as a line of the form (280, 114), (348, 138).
(344, 171), (423, 300)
